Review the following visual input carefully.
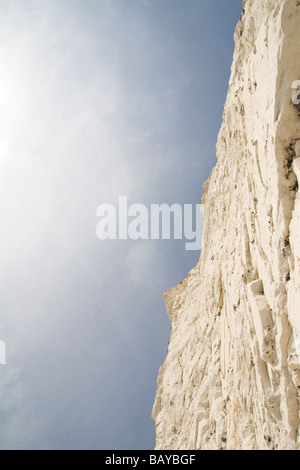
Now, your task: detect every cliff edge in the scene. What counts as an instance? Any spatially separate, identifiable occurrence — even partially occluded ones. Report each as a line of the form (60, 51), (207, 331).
(152, 0), (300, 450)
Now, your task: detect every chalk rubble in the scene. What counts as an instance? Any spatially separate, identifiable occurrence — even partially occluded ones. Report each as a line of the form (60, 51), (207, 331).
(153, 0), (300, 450)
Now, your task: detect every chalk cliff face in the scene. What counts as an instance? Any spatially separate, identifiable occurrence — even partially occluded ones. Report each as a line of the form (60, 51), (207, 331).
(152, 0), (300, 450)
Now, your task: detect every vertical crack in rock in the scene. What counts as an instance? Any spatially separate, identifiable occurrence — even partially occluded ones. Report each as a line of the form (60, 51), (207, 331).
(152, 0), (300, 450)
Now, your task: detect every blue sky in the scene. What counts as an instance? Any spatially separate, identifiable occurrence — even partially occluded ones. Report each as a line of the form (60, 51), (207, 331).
(0, 0), (242, 449)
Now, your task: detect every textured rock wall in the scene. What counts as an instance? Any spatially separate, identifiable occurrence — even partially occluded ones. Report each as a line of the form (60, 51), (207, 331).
(152, 0), (300, 450)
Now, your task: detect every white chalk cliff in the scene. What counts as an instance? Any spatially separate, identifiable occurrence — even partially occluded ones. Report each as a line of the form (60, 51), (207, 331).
(152, 0), (300, 450)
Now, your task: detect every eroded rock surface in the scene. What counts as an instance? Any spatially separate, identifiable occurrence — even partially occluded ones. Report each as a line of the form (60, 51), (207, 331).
(153, 0), (300, 450)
